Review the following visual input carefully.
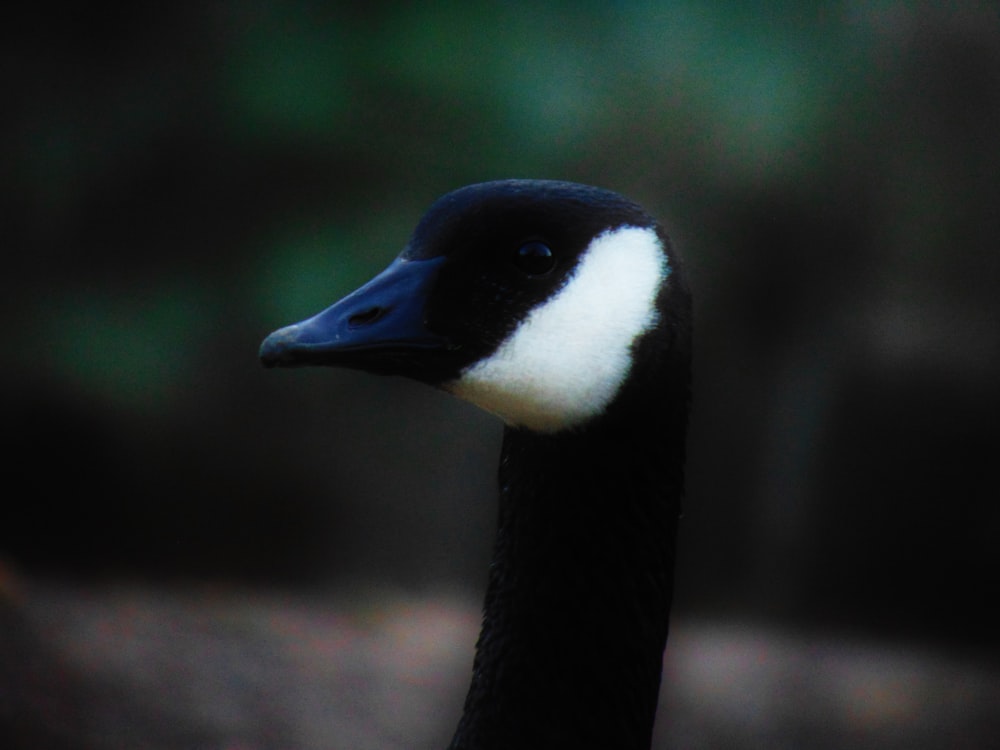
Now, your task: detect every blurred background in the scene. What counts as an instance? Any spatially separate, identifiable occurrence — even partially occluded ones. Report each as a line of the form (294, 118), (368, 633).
(2, 2), (998, 748)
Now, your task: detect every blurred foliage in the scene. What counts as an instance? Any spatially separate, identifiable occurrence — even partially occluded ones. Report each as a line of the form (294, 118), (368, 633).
(2, 2), (998, 644)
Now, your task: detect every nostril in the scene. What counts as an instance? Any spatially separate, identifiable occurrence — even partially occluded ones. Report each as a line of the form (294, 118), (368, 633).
(348, 306), (385, 328)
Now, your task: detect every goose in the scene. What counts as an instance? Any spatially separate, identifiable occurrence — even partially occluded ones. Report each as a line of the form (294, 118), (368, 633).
(259, 179), (692, 750)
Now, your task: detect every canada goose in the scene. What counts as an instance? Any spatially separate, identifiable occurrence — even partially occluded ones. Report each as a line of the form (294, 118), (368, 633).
(260, 179), (692, 750)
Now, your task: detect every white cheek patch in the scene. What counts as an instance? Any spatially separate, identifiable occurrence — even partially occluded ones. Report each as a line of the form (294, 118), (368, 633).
(446, 226), (668, 432)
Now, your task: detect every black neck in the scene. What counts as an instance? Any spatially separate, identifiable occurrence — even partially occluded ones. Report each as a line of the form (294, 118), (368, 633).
(448, 406), (686, 750)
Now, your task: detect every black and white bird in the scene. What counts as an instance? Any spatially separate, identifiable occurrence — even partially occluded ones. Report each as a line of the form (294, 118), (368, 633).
(260, 179), (692, 750)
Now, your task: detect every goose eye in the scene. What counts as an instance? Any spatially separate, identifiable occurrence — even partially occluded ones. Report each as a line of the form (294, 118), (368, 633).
(514, 241), (555, 275)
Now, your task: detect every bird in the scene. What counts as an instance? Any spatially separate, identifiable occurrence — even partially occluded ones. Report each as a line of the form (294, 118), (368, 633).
(259, 179), (692, 750)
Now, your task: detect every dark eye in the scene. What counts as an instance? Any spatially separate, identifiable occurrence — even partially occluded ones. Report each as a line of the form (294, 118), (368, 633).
(513, 241), (556, 275)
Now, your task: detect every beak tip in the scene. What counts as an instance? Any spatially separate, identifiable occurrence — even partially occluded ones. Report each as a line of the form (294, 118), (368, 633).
(259, 326), (298, 367)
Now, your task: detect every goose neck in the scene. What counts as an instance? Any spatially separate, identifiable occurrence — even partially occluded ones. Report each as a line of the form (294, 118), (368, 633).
(448, 424), (681, 750)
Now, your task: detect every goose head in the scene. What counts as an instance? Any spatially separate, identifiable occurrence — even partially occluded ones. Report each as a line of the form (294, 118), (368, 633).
(260, 179), (688, 434)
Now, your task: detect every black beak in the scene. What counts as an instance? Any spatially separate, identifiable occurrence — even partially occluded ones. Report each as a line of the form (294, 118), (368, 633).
(259, 255), (453, 378)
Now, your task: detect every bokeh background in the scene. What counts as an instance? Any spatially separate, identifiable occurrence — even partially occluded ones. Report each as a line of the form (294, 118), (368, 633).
(2, 2), (999, 749)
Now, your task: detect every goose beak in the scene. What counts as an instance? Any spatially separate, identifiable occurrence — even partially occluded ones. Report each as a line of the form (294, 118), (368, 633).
(259, 255), (451, 377)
